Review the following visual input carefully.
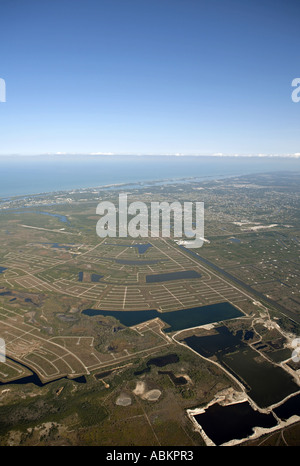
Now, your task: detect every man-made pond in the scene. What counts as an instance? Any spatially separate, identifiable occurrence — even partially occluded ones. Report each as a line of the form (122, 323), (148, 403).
(184, 325), (243, 358)
(91, 274), (103, 282)
(78, 272), (103, 282)
(220, 347), (299, 408)
(184, 326), (300, 408)
(104, 243), (152, 254)
(273, 393), (300, 421)
(82, 308), (158, 326)
(193, 401), (277, 446)
(82, 302), (243, 333)
(146, 270), (201, 283)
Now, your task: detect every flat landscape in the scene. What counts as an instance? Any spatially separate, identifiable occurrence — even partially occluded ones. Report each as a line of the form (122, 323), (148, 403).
(0, 172), (299, 446)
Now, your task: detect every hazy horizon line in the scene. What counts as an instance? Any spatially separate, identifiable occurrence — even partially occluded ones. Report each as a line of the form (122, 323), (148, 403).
(0, 152), (299, 158)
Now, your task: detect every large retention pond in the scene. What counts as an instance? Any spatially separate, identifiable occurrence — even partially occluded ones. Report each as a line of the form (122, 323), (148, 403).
(273, 393), (300, 421)
(82, 302), (243, 333)
(193, 400), (277, 446)
(185, 326), (300, 408)
(145, 270), (201, 283)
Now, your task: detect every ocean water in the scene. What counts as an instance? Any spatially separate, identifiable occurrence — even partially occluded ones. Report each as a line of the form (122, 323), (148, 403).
(0, 155), (299, 198)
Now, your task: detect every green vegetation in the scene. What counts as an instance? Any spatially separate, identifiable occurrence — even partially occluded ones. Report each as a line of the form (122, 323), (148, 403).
(0, 172), (299, 445)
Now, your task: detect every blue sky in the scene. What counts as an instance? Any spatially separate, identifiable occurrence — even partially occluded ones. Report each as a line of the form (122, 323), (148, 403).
(0, 0), (300, 156)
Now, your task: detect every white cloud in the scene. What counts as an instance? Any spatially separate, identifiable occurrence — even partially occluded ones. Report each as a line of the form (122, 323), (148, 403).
(90, 152), (115, 155)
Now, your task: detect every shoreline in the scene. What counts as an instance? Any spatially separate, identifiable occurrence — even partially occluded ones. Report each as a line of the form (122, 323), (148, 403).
(187, 388), (300, 446)
(1, 162), (299, 200)
(0, 173), (239, 201)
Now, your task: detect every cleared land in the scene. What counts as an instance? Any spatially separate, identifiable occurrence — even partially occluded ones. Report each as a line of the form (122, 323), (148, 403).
(0, 172), (299, 446)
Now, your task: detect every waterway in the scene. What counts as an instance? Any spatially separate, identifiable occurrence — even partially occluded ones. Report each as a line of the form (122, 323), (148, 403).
(2, 210), (69, 224)
(0, 356), (86, 387)
(82, 302), (243, 333)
